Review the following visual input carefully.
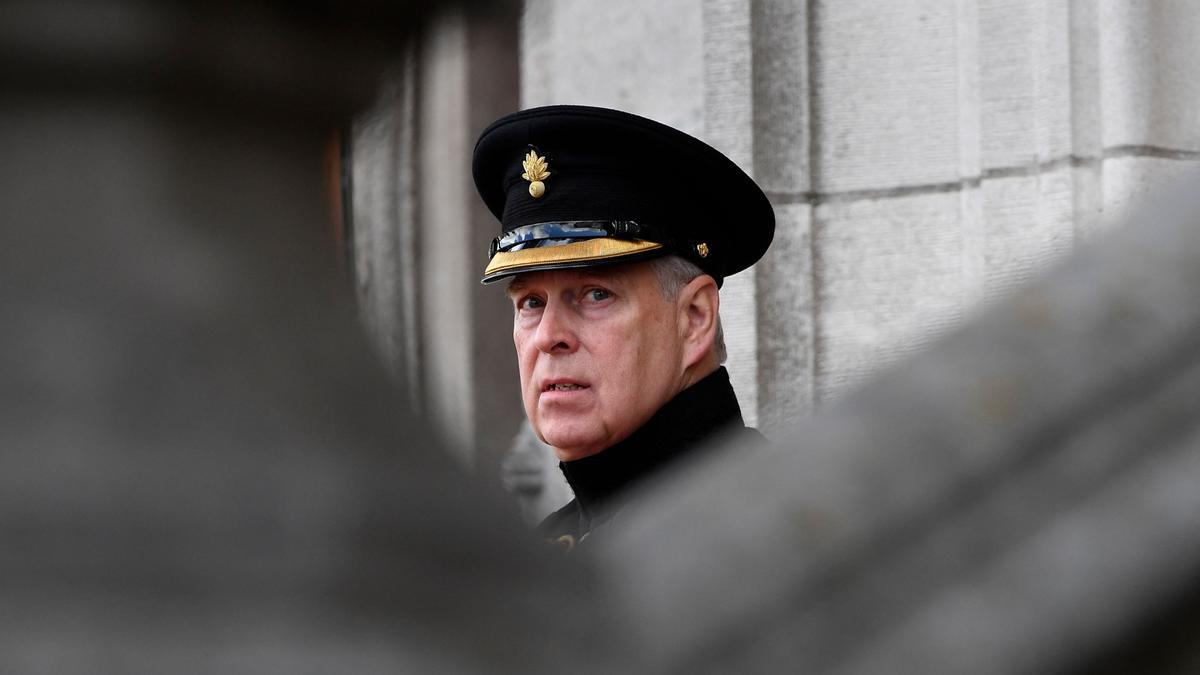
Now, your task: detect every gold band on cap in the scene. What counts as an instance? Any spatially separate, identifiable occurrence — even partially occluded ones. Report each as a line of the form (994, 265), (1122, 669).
(482, 238), (663, 279)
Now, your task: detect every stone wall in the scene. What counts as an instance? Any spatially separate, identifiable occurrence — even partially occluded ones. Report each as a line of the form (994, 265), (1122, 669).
(519, 0), (1200, 432)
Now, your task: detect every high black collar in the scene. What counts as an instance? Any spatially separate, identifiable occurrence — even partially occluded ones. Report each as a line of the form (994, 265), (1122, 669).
(558, 366), (746, 520)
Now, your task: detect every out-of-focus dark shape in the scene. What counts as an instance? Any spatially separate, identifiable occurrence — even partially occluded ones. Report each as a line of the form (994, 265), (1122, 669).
(0, 2), (609, 673)
(347, 6), (524, 476)
(0, 0), (508, 121)
(599, 171), (1200, 674)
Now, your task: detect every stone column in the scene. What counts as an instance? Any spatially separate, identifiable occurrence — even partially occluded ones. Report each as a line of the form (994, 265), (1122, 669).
(751, 0), (817, 430)
(352, 4), (525, 475)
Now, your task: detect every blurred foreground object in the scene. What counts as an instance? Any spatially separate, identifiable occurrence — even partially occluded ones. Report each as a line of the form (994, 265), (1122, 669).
(0, 2), (603, 673)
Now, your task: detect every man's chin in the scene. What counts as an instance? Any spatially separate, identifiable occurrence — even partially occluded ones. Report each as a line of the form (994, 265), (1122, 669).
(537, 422), (607, 462)
(552, 444), (606, 462)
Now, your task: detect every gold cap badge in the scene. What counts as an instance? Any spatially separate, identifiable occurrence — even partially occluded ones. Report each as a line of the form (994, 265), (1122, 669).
(522, 149), (551, 198)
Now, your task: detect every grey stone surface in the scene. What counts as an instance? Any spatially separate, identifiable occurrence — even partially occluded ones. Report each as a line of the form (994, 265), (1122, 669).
(1099, 1), (1200, 150)
(978, 0), (1073, 169)
(755, 203), (815, 432)
(751, 0), (810, 196)
(837, 419), (1200, 674)
(520, 0), (706, 135)
(751, 0), (815, 431)
(703, 0), (754, 172)
(1067, 0), (1107, 246)
(811, 0), (963, 193)
(813, 191), (969, 402)
(1069, 0), (1103, 158)
(1102, 155), (1200, 221)
(956, 0), (982, 182)
(978, 169), (1075, 301)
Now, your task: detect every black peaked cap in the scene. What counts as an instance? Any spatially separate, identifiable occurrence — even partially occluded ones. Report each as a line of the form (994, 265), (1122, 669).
(473, 105), (775, 284)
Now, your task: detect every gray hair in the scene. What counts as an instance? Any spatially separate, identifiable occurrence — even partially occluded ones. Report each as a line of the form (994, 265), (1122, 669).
(649, 255), (727, 364)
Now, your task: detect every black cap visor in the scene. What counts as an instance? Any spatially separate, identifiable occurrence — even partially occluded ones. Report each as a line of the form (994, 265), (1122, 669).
(481, 220), (666, 283)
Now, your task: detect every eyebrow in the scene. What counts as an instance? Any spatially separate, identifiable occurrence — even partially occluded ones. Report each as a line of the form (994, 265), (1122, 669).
(505, 279), (529, 297)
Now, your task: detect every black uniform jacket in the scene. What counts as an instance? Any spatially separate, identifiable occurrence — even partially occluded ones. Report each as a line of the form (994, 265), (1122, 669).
(536, 366), (763, 547)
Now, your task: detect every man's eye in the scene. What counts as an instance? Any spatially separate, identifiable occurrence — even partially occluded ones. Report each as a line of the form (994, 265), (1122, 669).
(586, 288), (611, 302)
(518, 296), (544, 310)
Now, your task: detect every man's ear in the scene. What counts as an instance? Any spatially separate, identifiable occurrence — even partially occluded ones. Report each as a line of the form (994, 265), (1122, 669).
(678, 274), (720, 370)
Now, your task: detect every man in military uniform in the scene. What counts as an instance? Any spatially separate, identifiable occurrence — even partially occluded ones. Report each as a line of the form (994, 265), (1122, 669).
(473, 105), (774, 548)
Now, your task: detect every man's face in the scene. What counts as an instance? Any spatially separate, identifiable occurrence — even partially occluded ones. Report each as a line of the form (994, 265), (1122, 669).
(507, 262), (687, 461)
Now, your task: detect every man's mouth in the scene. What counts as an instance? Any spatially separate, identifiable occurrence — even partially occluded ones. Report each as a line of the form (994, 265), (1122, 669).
(545, 382), (589, 392)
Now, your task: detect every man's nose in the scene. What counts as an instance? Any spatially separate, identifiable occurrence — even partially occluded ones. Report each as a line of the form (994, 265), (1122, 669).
(532, 300), (578, 354)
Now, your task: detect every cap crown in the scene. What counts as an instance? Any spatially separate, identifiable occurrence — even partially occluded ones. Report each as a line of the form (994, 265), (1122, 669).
(473, 105), (775, 283)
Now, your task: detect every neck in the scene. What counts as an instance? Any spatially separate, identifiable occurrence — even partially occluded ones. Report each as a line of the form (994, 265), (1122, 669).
(679, 356), (720, 393)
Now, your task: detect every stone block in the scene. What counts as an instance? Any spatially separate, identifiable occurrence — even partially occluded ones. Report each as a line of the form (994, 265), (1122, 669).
(813, 191), (968, 403)
(1102, 155), (1200, 224)
(1099, 1), (1200, 150)
(978, 168), (1075, 301)
(1068, 0), (1103, 157)
(811, 0), (963, 192)
(703, 0), (754, 169)
(520, 0), (705, 135)
(1070, 161), (1105, 242)
(978, 0), (1073, 169)
(751, 0), (810, 194)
